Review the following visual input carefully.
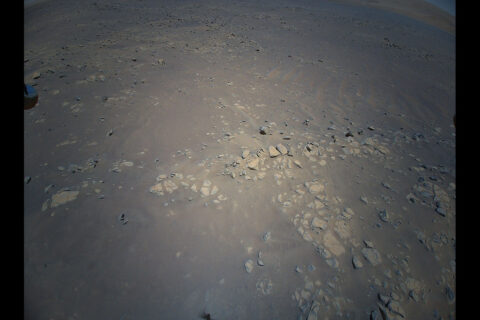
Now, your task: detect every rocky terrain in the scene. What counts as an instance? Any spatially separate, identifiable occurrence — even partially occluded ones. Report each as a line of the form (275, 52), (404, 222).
(24, 0), (455, 319)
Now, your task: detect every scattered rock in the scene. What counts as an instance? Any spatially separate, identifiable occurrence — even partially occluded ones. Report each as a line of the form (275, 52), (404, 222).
(200, 186), (210, 197)
(244, 259), (254, 273)
(378, 293), (390, 305)
(263, 231), (271, 242)
(247, 157), (259, 170)
(25, 176), (31, 184)
(352, 255), (363, 269)
(387, 300), (406, 318)
(149, 183), (164, 196)
(51, 190), (79, 208)
(241, 149), (250, 159)
(311, 217), (327, 230)
(156, 174), (167, 181)
(364, 240), (374, 248)
(308, 183), (324, 194)
(378, 209), (389, 222)
(256, 278), (273, 295)
(257, 257), (265, 266)
(276, 143), (288, 155)
(259, 126), (268, 135)
(164, 180), (178, 193)
(445, 286), (455, 303)
(268, 145), (280, 157)
(118, 213), (128, 225)
(210, 185), (219, 195)
(435, 207), (446, 217)
(361, 248), (382, 266)
(293, 160), (302, 168)
(323, 231), (345, 256)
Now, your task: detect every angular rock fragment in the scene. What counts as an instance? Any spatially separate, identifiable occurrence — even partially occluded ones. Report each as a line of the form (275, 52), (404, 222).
(259, 126), (268, 135)
(276, 143), (288, 155)
(247, 157), (259, 170)
(352, 255), (363, 269)
(293, 160), (302, 168)
(268, 145), (280, 157)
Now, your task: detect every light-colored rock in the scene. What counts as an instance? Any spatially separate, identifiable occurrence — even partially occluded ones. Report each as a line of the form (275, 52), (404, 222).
(149, 183), (164, 195)
(308, 183), (324, 194)
(323, 231), (345, 256)
(245, 259), (254, 273)
(311, 217), (327, 230)
(163, 180), (178, 193)
(200, 186), (210, 196)
(293, 160), (302, 168)
(276, 143), (288, 155)
(211, 185), (219, 195)
(247, 157), (259, 170)
(268, 146), (280, 157)
(51, 190), (79, 208)
(315, 200), (325, 209)
(241, 149), (250, 159)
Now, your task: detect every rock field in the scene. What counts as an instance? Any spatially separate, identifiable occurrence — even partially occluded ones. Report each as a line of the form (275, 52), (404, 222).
(24, 0), (455, 319)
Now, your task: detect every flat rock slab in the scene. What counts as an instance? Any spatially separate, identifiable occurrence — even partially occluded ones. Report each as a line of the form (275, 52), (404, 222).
(361, 248), (382, 266)
(323, 231), (345, 256)
(51, 190), (79, 208)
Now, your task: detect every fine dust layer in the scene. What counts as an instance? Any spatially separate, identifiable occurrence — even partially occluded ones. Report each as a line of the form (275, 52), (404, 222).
(24, 0), (455, 319)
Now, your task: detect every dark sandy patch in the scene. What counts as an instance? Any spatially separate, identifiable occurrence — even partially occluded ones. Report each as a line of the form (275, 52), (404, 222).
(24, 0), (455, 319)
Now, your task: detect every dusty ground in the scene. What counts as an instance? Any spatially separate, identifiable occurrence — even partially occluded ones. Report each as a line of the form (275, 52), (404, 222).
(24, 0), (455, 319)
